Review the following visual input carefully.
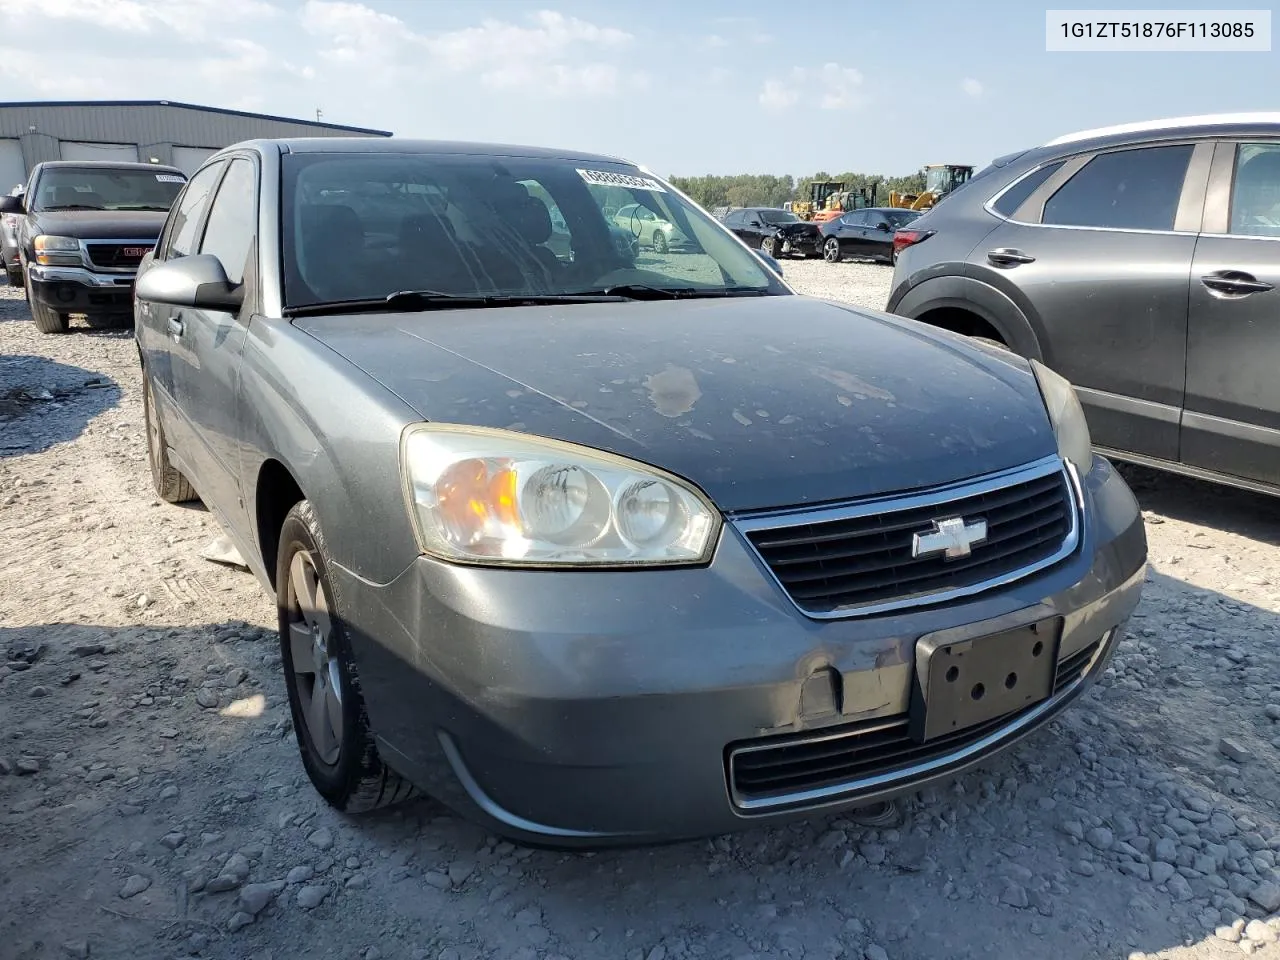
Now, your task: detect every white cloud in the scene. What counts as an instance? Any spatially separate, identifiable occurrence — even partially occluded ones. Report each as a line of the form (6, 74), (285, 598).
(301, 2), (639, 97)
(33, 0), (277, 38)
(759, 63), (865, 113)
(962, 77), (984, 98)
(704, 33), (730, 48)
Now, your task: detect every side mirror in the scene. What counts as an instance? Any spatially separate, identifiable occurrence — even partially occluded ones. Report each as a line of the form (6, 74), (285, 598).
(753, 249), (783, 277)
(0, 195), (23, 214)
(135, 254), (244, 311)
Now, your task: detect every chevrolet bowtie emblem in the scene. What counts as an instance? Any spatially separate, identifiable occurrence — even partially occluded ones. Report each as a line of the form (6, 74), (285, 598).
(912, 516), (988, 560)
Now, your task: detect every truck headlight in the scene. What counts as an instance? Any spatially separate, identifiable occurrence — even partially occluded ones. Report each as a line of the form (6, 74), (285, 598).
(400, 424), (720, 567)
(1030, 359), (1093, 474)
(34, 235), (82, 266)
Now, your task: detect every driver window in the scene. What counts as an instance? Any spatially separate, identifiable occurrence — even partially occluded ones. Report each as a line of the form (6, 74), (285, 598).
(164, 161), (226, 260)
(1230, 143), (1280, 237)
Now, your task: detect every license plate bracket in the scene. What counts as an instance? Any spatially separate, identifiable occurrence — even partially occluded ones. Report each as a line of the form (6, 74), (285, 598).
(909, 618), (1062, 743)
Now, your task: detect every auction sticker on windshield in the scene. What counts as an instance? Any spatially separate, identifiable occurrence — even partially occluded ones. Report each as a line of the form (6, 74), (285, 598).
(155, 175), (186, 183)
(576, 169), (667, 192)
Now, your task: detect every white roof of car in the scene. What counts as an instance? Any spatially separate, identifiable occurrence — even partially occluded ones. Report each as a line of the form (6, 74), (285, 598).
(1044, 112), (1280, 147)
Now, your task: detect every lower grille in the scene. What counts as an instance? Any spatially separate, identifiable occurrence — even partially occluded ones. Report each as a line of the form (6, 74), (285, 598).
(727, 637), (1104, 809)
(85, 242), (152, 270)
(737, 456), (1078, 618)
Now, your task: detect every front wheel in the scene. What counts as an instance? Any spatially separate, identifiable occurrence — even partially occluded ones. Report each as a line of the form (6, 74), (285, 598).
(143, 373), (197, 503)
(760, 236), (778, 258)
(277, 501), (417, 814)
(25, 273), (68, 334)
(651, 230), (668, 254)
(823, 237), (842, 263)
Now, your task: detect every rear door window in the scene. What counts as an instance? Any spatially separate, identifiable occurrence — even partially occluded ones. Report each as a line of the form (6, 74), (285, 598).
(1041, 145), (1194, 231)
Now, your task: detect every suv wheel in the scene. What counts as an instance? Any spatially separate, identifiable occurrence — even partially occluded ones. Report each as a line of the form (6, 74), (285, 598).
(277, 500), (417, 813)
(25, 273), (68, 334)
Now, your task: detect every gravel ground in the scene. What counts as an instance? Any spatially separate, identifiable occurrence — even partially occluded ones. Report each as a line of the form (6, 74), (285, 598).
(3, 270), (1280, 960)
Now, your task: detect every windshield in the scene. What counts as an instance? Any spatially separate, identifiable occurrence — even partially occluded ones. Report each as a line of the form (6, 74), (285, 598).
(32, 168), (186, 212)
(758, 209), (799, 224)
(925, 166), (972, 196)
(881, 209), (922, 227)
(281, 154), (786, 308)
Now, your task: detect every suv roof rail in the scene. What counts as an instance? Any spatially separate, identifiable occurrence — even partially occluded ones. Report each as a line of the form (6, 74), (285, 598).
(1045, 111), (1280, 147)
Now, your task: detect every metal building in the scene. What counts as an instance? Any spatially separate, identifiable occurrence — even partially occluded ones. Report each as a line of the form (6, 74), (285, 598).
(0, 100), (393, 190)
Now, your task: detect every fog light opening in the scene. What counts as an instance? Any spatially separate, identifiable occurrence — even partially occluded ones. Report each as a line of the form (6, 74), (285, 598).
(56, 284), (76, 304)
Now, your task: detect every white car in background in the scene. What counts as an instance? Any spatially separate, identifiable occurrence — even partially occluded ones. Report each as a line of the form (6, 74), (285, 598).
(611, 202), (689, 253)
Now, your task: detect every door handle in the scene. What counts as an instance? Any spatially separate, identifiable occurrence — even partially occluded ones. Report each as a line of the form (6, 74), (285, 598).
(987, 248), (1036, 267)
(167, 315), (184, 339)
(1200, 271), (1274, 297)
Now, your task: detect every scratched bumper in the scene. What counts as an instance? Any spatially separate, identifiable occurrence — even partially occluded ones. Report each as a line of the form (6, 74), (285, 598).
(333, 455), (1146, 847)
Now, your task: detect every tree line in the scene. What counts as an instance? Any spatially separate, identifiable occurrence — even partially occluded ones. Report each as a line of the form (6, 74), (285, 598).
(666, 171), (929, 210)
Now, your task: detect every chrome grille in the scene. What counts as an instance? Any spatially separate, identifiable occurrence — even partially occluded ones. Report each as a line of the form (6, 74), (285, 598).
(737, 456), (1079, 619)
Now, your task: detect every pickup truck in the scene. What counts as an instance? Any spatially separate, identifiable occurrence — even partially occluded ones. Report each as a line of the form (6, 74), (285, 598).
(0, 160), (187, 333)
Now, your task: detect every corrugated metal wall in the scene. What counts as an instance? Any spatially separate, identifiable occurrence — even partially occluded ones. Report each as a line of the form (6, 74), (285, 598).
(0, 102), (391, 182)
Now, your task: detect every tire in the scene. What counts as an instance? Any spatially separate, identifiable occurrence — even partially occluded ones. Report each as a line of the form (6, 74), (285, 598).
(25, 273), (68, 334)
(760, 236), (778, 258)
(5, 266), (20, 288)
(142, 373), (197, 504)
(277, 500), (417, 814)
(651, 230), (668, 254)
(823, 237), (842, 263)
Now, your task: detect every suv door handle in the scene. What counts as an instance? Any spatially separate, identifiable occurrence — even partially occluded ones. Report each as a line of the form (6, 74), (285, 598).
(167, 315), (184, 339)
(987, 248), (1036, 267)
(1200, 270), (1275, 296)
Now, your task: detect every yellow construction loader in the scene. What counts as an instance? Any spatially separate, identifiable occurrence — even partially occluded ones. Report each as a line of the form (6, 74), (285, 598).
(888, 164), (974, 210)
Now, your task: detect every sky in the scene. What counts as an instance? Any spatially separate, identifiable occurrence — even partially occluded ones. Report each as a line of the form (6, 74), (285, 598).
(1, 0), (1277, 178)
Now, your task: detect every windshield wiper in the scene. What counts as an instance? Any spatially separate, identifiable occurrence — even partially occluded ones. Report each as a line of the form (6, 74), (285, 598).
(114, 204), (172, 211)
(582, 284), (772, 301)
(282, 288), (630, 318)
(41, 204), (103, 212)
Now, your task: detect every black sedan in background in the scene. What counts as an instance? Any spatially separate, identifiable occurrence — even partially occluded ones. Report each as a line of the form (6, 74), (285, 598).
(721, 206), (821, 258)
(821, 207), (921, 264)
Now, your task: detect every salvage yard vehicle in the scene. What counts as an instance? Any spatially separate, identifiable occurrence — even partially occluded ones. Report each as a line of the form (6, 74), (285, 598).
(820, 206), (921, 263)
(0, 160), (187, 333)
(611, 201), (688, 253)
(133, 137), (1146, 846)
(889, 113), (1280, 498)
(1, 184), (23, 286)
(721, 206), (822, 258)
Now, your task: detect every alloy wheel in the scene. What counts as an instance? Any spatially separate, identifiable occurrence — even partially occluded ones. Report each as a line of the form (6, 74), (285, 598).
(286, 550), (344, 765)
(824, 238), (841, 263)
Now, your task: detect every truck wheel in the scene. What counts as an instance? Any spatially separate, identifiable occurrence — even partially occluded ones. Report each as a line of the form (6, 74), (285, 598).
(25, 274), (68, 333)
(5, 266), (20, 288)
(277, 500), (418, 814)
(143, 374), (197, 503)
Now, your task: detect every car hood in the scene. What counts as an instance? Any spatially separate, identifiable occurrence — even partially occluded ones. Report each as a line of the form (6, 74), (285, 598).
(296, 296), (1058, 513)
(29, 210), (169, 240)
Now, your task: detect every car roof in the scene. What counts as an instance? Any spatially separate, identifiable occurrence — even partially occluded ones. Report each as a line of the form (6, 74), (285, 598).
(35, 160), (187, 175)
(249, 137), (631, 165)
(1043, 111), (1280, 149)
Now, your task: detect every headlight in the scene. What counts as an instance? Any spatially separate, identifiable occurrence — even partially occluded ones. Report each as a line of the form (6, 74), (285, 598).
(34, 235), (82, 266)
(399, 424), (721, 567)
(1030, 359), (1093, 473)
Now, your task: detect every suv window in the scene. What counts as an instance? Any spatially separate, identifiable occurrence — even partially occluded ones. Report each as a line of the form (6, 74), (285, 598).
(197, 158), (256, 285)
(163, 161), (226, 259)
(992, 161), (1065, 218)
(1041, 145), (1194, 232)
(1229, 143), (1280, 238)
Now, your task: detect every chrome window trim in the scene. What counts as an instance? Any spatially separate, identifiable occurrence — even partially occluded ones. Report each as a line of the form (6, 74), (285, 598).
(733, 454), (1082, 621)
(728, 627), (1114, 813)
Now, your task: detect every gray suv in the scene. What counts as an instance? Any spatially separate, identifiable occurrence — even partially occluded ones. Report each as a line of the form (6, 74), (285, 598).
(888, 113), (1280, 497)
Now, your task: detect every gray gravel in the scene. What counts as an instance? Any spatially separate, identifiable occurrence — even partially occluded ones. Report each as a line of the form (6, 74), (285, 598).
(3, 277), (1280, 960)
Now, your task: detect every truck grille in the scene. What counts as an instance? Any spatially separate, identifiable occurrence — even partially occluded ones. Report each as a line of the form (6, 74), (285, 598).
(726, 636), (1104, 810)
(85, 242), (153, 270)
(737, 456), (1078, 618)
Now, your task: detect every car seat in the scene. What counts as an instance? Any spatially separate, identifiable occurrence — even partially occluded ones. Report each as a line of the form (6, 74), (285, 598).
(296, 204), (368, 302)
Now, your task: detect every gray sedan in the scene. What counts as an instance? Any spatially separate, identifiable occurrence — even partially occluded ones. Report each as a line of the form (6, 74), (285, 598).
(133, 138), (1147, 846)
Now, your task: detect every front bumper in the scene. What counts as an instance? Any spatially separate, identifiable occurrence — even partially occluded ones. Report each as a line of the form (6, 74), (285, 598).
(779, 234), (821, 256)
(333, 455), (1147, 847)
(28, 265), (135, 315)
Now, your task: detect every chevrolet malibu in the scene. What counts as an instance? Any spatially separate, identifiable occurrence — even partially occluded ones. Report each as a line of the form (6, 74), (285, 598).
(133, 138), (1147, 846)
